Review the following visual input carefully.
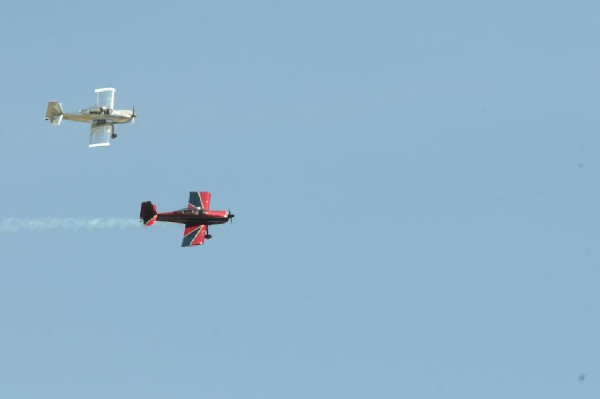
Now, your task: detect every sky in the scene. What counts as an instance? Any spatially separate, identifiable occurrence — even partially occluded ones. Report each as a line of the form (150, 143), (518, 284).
(0, 1), (599, 398)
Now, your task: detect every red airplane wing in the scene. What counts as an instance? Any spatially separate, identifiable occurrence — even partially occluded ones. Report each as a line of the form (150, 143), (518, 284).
(182, 224), (207, 247)
(188, 192), (211, 211)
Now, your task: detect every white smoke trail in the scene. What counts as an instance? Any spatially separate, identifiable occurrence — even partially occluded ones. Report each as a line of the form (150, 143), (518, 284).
(0, 217), (141, 232)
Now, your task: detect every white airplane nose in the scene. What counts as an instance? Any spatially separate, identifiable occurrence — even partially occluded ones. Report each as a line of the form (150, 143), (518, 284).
(129, 106), (137, 124)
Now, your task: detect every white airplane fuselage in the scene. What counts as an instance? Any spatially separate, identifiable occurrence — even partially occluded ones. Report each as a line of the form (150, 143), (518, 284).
(63, 108), (135, 124)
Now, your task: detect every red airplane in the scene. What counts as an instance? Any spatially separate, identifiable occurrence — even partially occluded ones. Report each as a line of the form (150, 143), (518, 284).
(140, 192), (234, 247)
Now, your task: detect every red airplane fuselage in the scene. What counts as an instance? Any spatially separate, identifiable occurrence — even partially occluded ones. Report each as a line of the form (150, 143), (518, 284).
(155, 208), (231, 226)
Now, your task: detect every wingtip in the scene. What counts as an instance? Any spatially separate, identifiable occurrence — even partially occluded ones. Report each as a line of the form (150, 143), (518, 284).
(88, 143), (111, 148)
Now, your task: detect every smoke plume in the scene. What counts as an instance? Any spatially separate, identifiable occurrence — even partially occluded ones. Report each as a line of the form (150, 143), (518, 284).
(0, 217), (141, 232)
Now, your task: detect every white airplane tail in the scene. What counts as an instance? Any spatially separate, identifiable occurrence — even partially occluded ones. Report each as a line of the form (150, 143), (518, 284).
(45, 101), (64, 125)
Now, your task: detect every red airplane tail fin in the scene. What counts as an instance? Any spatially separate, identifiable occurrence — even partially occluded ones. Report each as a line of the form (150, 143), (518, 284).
(140, 201), (157, 226)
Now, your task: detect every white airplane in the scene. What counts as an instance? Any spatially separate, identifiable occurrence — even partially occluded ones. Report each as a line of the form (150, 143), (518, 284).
(45, 88), (136, 148)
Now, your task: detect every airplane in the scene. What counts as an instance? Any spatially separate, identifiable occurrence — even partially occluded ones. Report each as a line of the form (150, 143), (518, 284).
(140, 192), (235, 247)
(45, 88), (136, 148)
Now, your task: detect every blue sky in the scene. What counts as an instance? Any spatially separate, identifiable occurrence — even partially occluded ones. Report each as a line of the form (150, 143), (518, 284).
(0, 1), (599, 398)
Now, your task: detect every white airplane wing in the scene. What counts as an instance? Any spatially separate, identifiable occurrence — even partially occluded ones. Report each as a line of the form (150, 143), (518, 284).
(95, 88), (116, 109)
(89, 123), (113, 148)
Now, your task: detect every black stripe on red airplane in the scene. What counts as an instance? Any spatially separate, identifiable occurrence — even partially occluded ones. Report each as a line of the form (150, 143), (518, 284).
(140, 192), (234, 247)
